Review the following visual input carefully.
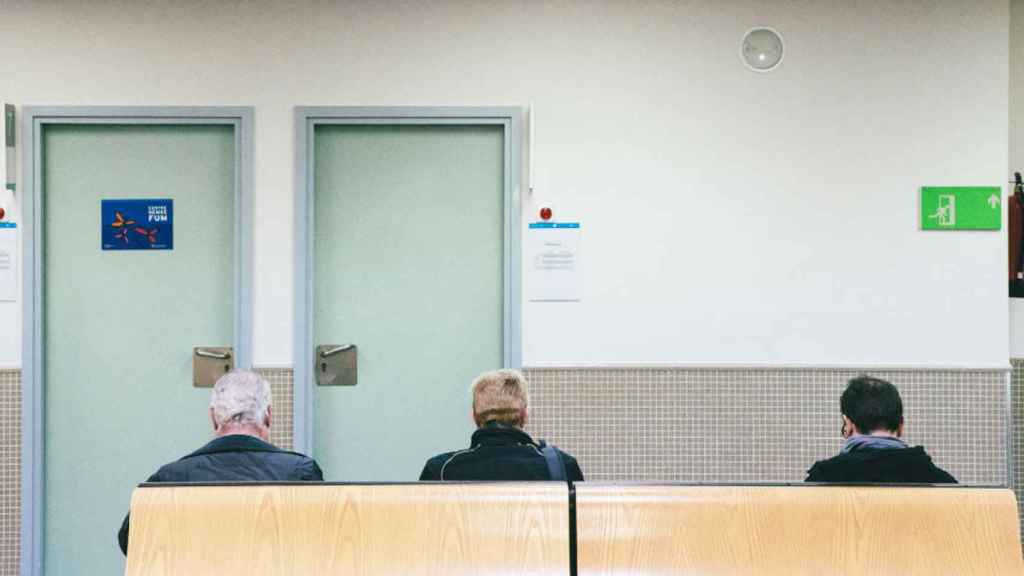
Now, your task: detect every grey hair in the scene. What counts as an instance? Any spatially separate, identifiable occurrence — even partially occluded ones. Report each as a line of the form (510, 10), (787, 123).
(209, 370), (272, 428)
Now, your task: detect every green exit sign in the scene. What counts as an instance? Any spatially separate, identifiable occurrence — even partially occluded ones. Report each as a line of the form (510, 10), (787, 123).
(920, 186), (1001, 230)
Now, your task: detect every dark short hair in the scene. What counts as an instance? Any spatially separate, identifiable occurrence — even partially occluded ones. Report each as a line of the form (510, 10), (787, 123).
(840, 376), (903, 433)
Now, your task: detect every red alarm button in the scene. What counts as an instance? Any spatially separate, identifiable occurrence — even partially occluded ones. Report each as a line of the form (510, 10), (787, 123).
(539, 206), (552, 221)
(0, 207), (7, 220)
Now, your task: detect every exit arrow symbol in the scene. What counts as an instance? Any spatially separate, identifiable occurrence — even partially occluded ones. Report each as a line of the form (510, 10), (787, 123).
(988, 194), (1001, 209)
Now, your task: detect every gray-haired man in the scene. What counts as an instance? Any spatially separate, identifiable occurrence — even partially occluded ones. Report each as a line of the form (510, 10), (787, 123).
(117, 370), (322, 554)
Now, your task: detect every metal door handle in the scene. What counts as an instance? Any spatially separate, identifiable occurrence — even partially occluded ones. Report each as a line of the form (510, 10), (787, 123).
(193, 346), (234, 387)
(316, 344), (357, 386)
(320, 344), (355, 358)
(196, 348), (232, 360)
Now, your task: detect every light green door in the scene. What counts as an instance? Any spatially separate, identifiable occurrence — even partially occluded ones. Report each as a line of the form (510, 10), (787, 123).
(313, 124), (505, 481)
(42, 124), (237, 575)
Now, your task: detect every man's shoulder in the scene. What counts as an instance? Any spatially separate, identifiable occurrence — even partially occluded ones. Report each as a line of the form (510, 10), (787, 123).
(807, 446), (956, 483)
(152, 438), (321, 482)
(809, 452), (849, 469)
(184, 436), (313, 461)
(258, 449), (320, 474)
(811, 446), (914, 466)
(420, 451), (460, 480)
(203, 444), (321, 473)
(805, 454), (842, 478)
(148, 458), (193, 482)
(258, 448), (318, 463)
(536, 440), (582, 481)
(554, 447), (584, 481)
(424, 450), (462, 470)
(806, 450), (879, 481)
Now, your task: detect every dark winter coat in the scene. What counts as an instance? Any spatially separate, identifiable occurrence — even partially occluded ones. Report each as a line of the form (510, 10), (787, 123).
(806, 446), (957, 484)
(420, 423), (583, 482)
(118, 434), (322, 554)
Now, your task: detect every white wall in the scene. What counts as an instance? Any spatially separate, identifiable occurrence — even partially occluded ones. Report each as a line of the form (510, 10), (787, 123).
(0, 0), (1010, 368)
(0, 105), (16, 369)
(1010, 0), (1024, 357)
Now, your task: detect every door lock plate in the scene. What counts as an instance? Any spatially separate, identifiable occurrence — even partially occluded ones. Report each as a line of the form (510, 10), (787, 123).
(316, 344), (357, 386)
(193, 347), (234, 388)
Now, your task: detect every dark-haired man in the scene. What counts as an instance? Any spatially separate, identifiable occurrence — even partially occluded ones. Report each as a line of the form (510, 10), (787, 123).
(806, 376), (956, 483)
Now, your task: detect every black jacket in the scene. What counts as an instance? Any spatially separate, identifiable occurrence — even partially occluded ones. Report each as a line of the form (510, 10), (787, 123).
(419, 424), (583, 482)
(118, 434), (322, 554)
(806, 445), (957, 484)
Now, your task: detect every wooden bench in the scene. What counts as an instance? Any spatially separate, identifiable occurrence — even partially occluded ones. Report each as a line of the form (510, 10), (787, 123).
(124, 482), (570, 575)
(126, 482), (1024, 575)
(576, 484), (1024, 575)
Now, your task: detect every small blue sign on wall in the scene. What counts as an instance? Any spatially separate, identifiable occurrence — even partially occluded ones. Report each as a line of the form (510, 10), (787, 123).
(101, 199), (173, 250)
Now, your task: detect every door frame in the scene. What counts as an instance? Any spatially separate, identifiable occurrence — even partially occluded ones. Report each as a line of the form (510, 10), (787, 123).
(19, 106), (254, 576)
(293, 106), (524, 455)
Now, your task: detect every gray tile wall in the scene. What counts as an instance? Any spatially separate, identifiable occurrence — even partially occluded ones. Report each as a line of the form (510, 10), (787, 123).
(524, 368), (1008, 485)
(1011, 359), (1024, 540)
(0, 366), (1016, 575)
(0, 370), (17, 576)
(261, 368), (294, 451)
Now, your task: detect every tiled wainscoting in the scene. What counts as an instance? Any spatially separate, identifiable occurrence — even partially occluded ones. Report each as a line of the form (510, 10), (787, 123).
(261, 368), (295, 451)
(526, 368), (1008, 484)
(1013, 360), (1024, 539)
(0, 366), (1017, 573)
(0, 371), (18, 576)
(529, 366), (1017, 546)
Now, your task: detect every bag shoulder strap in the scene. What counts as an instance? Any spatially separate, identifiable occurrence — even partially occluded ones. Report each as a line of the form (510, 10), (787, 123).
(538, 440), (567, 481)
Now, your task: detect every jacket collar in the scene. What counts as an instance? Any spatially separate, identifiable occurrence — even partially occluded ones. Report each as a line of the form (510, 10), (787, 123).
(841, 434), (908, 454)
(181, 434), (282, 460)
(471, 422), (537, 448)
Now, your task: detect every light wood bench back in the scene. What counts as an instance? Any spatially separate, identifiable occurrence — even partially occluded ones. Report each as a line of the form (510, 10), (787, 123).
(576, 484), (1024, 576)
(124, 482), (570, 576)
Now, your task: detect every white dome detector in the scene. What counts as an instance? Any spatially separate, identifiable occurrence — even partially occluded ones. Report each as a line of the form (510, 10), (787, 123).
(741, 27), (784, 72)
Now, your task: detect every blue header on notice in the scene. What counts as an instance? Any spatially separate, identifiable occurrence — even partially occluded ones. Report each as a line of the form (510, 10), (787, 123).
(529, 222), (580, 229)
(101, 199), (173, 251)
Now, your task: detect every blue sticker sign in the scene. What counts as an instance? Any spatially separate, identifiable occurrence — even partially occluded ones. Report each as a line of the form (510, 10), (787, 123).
(101, 199), (173, 250)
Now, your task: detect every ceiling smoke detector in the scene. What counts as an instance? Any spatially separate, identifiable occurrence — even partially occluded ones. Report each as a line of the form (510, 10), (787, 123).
(741, 27), (784, 72)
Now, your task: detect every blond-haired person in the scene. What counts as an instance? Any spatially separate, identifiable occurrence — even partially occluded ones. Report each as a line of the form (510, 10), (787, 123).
(419, 369), (583, 481)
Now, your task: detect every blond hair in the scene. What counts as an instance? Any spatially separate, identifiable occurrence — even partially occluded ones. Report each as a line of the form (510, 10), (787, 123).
(472, 369), (529, 427)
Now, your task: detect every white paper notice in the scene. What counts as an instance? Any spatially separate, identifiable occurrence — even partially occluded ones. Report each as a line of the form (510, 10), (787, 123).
(0, 225), (15, 302)
(528, 222), (581, 301)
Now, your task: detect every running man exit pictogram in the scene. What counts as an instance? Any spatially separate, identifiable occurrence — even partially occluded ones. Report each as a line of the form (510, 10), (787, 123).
(920, 187), (1000, 231)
